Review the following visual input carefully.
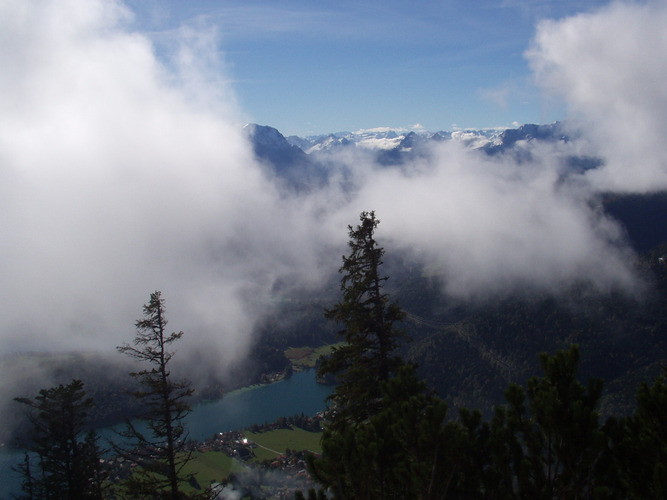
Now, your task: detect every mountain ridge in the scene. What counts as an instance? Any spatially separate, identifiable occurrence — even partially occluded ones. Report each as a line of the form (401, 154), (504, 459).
(245, 121), (575, 182)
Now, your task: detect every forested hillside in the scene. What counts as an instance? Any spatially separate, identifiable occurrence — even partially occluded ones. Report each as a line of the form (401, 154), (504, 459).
(402, 252), (667, 416)
(304, 210), (667, 499)
(254, 196), (667, 418)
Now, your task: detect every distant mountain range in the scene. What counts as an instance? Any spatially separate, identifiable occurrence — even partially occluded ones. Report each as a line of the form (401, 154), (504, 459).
(246, 121), (567, 158)
(244, 122), (570, 190)
(244, 121), (586, 180)
(244, 122), (667, 252)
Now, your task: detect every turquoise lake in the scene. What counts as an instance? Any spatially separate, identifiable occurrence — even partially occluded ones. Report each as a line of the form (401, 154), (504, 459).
(0, 369), (333, 498)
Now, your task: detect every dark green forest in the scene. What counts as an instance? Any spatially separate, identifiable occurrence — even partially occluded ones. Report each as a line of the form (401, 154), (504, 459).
(256, 239), (667, 419)
(305, 211), (667, 499)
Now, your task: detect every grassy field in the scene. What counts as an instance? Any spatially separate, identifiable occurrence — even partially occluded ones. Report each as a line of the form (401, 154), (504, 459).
(171, 427), (323, 492)
(284, 343), (343, 369)
(112, 452), (243, 496)
(175, 451), (244, 494)
(245, 427), (323, 462)
(184, 451), (241, 481)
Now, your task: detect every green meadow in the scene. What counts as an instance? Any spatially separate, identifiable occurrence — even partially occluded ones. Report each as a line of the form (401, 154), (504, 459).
(246, 427), (323, 462)
(173, 427), (323, 494)
(284, 343), (343, 370)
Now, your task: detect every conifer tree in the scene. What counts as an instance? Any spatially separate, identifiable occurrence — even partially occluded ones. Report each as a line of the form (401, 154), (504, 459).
(310, 211), (420, 496)
(309, 364), (455, 499)
(318, 211), (406, 427)
(116, 291), (196, 499)
(14, 379), (106, 499)
(609, 368), (667, 498)
(501, 345), (608, 499)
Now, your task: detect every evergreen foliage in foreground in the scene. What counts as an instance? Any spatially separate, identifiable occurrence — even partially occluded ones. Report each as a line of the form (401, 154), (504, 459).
(13, 379), (107, 499)
(310, 345), (667, 499)
(308, 211), (667, 500)
(318, 210), (407, 429)
(116, 291), (199, 499)
(10, 214), (667, 499)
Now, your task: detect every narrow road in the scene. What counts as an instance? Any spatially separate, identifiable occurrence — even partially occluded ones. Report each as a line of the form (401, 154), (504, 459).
(253, 442), (282, 456)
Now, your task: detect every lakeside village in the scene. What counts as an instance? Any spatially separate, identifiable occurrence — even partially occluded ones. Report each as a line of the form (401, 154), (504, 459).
(106, 400), (327, 498)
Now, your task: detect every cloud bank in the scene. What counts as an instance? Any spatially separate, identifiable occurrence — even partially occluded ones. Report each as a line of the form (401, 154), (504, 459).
(0, 0), (336, 360)
(353, 143), (637, 299)
(0, 0), (664, 374)
(527, 1), (667, 192)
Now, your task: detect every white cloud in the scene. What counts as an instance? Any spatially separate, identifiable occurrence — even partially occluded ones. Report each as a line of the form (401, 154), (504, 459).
(0, 0), (335, 364)
(349, 141), (638, 300)
(0, 0), (654, 381)
(526, 1), (667, 192)
(480, 84), (511, 108)
(479, 76), (538, 110)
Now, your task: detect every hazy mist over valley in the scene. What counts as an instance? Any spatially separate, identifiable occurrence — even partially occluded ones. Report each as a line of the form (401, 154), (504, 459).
(2, 0), (667, 442)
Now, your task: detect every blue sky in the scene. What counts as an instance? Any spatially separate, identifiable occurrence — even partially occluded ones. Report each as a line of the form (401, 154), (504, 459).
(123, 0), (610, 136)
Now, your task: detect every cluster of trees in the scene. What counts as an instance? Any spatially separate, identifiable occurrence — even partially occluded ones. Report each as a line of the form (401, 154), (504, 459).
(13, 380), (107, 499)
(308, 211), (667, 499)
(14, 291), (199, 499)
(12, 211), (667, 499)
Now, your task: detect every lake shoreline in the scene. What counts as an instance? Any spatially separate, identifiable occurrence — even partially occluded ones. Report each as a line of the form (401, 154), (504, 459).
(0, 369), (334, 498)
